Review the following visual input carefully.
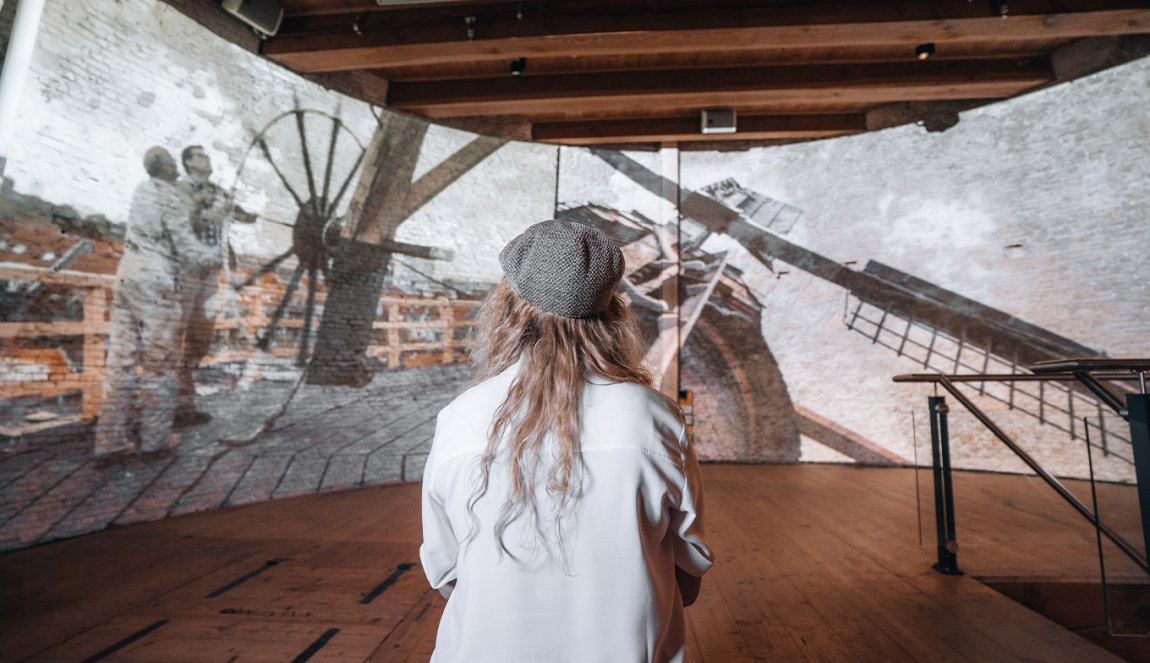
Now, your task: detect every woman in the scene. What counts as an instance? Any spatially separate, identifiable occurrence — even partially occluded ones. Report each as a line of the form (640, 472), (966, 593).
(420, 220), (713, 663)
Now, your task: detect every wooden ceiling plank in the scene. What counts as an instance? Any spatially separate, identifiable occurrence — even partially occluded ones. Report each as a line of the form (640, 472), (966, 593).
(387, 58), (1052, 117)
(303, 70), (390, 107)
(533, 113), (868, 144)
(410, 82), (1044, 119)
(375, 38), (1070, 82)
(279, 0), (1145, 21)
(1051, 34), (1150, 80)
(275, 1), (1149, 37)
(547, 130), (860, 146)
(264, 8), (1150, 73)
(280, 0), (530, 20)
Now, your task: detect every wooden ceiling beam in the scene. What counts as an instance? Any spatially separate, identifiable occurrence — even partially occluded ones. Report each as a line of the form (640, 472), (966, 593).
(263, 5), (1150, 73)
(533, 114), (867, 145)
(303, 70), (390, 107)
(387, 59), (1053, 118)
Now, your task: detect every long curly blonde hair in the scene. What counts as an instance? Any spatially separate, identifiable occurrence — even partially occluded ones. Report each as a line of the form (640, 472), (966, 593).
(467, 278), (652, 558)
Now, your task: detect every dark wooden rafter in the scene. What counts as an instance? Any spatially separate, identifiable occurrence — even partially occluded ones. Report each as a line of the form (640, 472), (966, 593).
(387, 58), (1054, 119)
(264, 2), (1150, 72)
(534, 114), (867, 145)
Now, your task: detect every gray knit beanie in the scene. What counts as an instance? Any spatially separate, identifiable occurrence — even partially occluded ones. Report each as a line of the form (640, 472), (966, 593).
(499, 220), (625, 318)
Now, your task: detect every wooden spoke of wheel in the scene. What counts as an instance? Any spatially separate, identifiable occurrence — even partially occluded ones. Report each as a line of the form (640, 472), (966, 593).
(257, 263), (305, 351)
(298, 262), (319, 366)
(235, 248), (294, 291)
(319, 115), (343, 218)
(294, 109), (321, 211)
(327, 147), (366, 220)
(257, 137), (307, 210)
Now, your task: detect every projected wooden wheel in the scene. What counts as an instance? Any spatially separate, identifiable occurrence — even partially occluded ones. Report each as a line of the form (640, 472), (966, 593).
(230, 106), (367, 365)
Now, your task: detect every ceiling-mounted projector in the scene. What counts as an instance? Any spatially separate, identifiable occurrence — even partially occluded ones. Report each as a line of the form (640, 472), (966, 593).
(222, 0), (284, 37)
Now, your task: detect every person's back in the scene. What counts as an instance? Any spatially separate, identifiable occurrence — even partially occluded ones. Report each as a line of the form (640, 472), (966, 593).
(420, 220), (713, 663)
(423, 366), (709, 662)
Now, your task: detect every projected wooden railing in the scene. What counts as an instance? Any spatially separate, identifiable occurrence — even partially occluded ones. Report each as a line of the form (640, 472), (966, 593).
(0, 263), (480, 436)
(0, 266), (112, 432)
(209, 276), (481, 368)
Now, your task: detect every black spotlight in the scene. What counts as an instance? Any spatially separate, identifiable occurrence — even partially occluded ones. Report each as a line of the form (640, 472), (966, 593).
(915, 43), (936, 60)
(510, 57), (527, 76)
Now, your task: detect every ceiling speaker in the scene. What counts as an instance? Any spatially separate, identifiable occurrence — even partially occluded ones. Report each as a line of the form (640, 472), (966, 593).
(222, 0), (283, 37)
(701, 109), (737, 134)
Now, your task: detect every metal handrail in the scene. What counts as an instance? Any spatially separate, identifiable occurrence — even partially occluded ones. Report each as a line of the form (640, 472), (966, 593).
(1032, 359), (1150, 415)
(1031, 358), (1150, 373)
(895, 370), (1139, 417)
(894, 359), (1150, 576)
(896, 372), (1137, 382)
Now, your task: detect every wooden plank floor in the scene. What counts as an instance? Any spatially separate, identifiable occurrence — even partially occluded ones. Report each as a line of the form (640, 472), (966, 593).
(0, 464), (1141, 662)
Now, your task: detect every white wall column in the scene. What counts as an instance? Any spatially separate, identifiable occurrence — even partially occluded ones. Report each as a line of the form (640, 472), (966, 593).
(0, 0), (45, 177)
(657, 143), (680, 399)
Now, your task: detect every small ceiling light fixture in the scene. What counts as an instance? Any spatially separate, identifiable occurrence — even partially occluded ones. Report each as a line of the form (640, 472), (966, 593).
(915, 43), (936, 60)
(1003, 243), (1026, 259)
(510, 57), (527, 76)
(917, 108), (961, 133)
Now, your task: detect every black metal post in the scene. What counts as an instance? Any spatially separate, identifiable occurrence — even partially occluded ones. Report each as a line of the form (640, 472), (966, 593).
(928, 395), (963, 575)
(1125, 392), (1150, 578)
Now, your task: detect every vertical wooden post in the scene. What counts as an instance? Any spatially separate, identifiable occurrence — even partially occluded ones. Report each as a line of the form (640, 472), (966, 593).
(657, 144), (680, 399)
(387, 301), (401, 368)
(81, 285), (110, 420)
(440, 302), (454, 364)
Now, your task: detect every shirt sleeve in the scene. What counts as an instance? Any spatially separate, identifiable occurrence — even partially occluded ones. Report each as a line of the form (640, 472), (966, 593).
(420, 406), (461, 592)
(669, 429), (714, 577)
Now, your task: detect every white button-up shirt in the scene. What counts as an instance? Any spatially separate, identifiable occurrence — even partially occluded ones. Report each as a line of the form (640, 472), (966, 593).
(421, 362), (713, 663)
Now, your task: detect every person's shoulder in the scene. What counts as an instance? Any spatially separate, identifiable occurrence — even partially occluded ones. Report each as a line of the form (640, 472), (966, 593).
(131, 178), (174, 204)
(442, 370), (512, 421)
(431, 370), (511, 451)
(132, 177), (161, 194)
(592, 380), (683, 418)
(583, 380), (687, 460)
